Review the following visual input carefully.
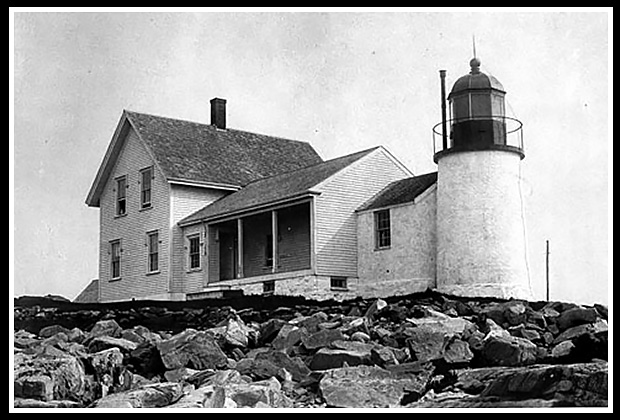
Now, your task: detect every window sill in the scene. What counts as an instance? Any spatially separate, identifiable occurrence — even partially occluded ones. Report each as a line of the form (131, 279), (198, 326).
(146, 270), (161, 276)
(330, 287), (349, 292)
(109, 277), (122, 282)
(139, 205), (153, 212)
(187, 268), (202, 273)
(374, 246), (392, 251)
(114, 213), (128, 219)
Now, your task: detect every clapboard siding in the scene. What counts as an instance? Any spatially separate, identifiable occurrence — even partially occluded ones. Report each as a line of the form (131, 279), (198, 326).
(277, 203), (311, 273)
(171, 185), (227, 294)
(314, 148), (410, 277)
(99, 127), (171, 302)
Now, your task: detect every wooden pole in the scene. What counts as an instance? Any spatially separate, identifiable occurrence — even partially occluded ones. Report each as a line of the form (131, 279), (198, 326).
(545, 240), (550, 301)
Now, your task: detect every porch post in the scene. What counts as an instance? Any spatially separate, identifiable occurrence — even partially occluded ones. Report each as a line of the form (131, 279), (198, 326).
(203, 222), (209, 287)
(309, 198), (316, 274)
(271, 210), (278, 273)
(237, 218), (244, 278)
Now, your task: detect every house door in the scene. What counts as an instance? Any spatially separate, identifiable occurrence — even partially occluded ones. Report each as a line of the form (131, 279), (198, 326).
(219, 231), (238, 281)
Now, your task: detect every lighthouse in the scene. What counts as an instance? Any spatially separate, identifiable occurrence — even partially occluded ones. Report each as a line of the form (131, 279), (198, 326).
(434, 57), (532, 300)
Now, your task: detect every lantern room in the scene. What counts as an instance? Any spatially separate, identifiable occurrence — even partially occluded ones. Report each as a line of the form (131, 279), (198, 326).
(433, 57), (524, 162)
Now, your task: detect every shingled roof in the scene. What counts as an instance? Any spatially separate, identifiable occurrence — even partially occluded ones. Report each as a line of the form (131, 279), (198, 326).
(180, 147), (381, 225)
(357, 172), (437, 212)
(86, 110), (322, 206)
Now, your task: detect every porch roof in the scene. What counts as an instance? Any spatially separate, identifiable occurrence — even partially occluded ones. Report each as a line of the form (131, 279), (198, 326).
(179, 147), (380, 226)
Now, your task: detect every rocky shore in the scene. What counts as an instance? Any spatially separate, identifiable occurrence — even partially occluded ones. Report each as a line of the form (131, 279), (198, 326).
(13, 290), (608, 409)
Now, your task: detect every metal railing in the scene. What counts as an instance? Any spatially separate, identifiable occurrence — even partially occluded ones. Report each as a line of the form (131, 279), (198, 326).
(432, 115), (524, 157)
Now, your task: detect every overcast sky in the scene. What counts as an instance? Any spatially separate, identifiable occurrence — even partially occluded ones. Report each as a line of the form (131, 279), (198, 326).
(11, 10), (610, 305)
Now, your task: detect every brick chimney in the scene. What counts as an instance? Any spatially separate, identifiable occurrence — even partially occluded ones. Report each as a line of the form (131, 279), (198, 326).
(210, 97), (227, 129)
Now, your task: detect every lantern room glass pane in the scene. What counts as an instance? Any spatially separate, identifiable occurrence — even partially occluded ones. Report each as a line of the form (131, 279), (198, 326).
(471, 93), (492, 118)
(491, 93), (505, 119)
(451, 95), (469, 121)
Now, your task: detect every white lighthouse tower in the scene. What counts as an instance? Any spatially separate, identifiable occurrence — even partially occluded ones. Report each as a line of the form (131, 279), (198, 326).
(434, 57), (532, 300)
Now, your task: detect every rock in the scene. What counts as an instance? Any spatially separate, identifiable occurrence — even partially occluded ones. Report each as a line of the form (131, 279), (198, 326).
(319, 365), (417, 408)
(482, 333), (538, 366)
(410, 314), (474, 336)
(405, 326), (446, 363)
(39, 324), (70, 338)
(14, 352), (86, 403)
(593, 303), (608, 320)
(370, 346), (399, 367)
(186, 368), (240, 389)
(156, 329), (228, 371)
(557, 307), (598, 331)
(90, 347), (124, 378)
(542, 306), (561, 320)
(442, 337), (474, 365)
(89, 347), (131, 395)
(350, 331), (371, 342)
(87, 336), (138, 354)
(340, 317), (371, 336)
(163, 367), (200, 383)
(527, 310), (547, 330)
(171, 376), (291, 408)
(234, 357), (282, 381)
(14, 330), (39, 349)
(67, 327), (86, 343)
(292, 311), (329, 334)
(14, 398), (83, 408)
(255, 349), (311, 382)
(480, 362), (608, 406)
(259, 318), (287, 345)
(509, 325), (541, 342)
(504, 302), (528, 326)
(553, 323), (593, 344)
(364, 298), (387, 321)
(94, 382), (183, 408)
(408, 390), (562, 408)
(223, 315), (250, 348)
(310, 347), (370, 370)
(551, 340), (575, 359)
(128, 341), (166, 378)
(271, 324), (307, 351)
(121, 329), (146, 344)
(301, 328), (345, 350)
(89, 319), (122, 339)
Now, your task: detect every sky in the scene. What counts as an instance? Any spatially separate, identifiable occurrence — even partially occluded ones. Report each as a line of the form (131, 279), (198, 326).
(11, 10), (611, 305)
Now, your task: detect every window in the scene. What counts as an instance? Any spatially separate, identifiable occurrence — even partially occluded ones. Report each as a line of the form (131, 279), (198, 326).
(265, 234), (273, 267)
(147, 231), (159, 273)
(110, 240), (121, 279)
(116, 176), (127, 216)
(263, 280), (275, 295)
(188, 235), (201, 270)
(330, 276), (347, 290)
(140, 167), (152, 209)
(375, 209), (391, 249)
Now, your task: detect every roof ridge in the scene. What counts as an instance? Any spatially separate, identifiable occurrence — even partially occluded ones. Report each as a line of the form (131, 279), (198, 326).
(124, 109), (313, 146)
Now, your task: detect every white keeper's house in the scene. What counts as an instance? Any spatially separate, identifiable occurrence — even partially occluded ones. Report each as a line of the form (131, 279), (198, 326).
(80, 57), (531, 303)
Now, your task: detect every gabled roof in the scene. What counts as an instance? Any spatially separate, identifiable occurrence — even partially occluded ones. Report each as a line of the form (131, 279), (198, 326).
(85, 110), (323, 207)
(357, 171), (437, 212)
(179, 147), (381, 225)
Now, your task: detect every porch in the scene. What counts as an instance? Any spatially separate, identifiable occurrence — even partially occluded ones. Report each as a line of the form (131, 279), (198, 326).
(205, 201), (313, 285)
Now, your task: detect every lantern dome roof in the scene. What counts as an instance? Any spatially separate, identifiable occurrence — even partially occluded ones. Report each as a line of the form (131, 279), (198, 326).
(449, 57), (505, 98)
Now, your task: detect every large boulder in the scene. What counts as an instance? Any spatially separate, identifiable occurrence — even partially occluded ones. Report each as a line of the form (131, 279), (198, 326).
(309, 341), (374, 370)
(87, 336), (138, 354)
(169, 375), (292, 408)
(301, 329), (345, 351)
(319, 365), (426, 408)
(128, 341), (166, 378)
(482, 332), (539, 367)
(557, 307), (599, 331)
(89, 319), (122, 339)
(14, 351), (86, 403)
(93, 382), (183, 408)
(405, 326), (446, 363)
(156, 329), (228, 371)
(38, 324), (70, 339)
